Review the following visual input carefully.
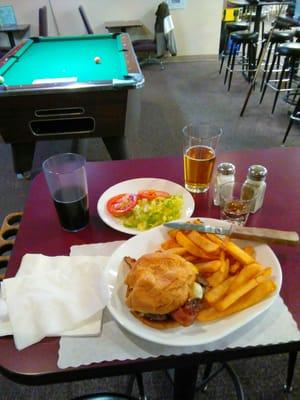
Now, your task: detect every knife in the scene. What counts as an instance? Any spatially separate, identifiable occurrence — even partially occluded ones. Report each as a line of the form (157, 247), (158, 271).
(164, 222), (299, 246)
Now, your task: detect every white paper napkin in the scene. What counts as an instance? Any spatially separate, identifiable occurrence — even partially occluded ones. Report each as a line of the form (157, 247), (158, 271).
(0, 254), (109, 350)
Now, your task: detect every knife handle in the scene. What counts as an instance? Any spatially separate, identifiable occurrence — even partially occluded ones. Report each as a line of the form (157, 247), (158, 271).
(230, 226), (299, 246)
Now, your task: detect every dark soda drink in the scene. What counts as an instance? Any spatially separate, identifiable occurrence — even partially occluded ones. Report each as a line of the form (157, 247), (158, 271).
(53, 185), (89, 231)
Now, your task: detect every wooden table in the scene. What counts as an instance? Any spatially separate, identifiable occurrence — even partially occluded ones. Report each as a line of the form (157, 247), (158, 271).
(0, 147), (299, 400)
(105, 20), (143, 33)
(0, 24), (30, 48)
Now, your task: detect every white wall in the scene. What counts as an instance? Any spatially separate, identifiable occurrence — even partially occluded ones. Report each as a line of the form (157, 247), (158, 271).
(0, 0), (223, 56)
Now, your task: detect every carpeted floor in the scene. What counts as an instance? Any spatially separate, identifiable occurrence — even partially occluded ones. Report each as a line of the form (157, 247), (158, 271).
(0, 58), (299, 399)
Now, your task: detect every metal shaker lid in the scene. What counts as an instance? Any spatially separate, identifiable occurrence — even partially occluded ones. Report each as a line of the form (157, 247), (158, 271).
(248, 165), (268, 181)
(217, 162), (235, 175)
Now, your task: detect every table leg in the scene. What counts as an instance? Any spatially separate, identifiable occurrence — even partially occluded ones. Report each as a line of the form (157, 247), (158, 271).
(11, 142), (36, 178)
(173, 363), (199, 400)
(7, 32), (16, 48)
(102, 136), (128, 160)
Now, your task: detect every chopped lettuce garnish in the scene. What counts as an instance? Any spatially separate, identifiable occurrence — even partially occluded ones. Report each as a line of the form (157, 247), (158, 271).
(119, 195), (183, 230)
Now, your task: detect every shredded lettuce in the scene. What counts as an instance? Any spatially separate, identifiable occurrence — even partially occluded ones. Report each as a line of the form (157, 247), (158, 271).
(119, 195), (183, 231)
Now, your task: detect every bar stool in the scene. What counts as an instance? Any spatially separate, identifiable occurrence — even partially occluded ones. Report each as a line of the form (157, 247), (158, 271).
(260, 42), (300, 113)
(258, 30), (295, 91)
(282, 92), (300, 143)
(219, 21), (250, 74)
(224, 30), (259, 91)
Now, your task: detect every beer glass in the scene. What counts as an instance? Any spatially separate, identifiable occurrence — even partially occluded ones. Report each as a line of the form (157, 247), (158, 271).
(183, 124), (222, 193)
(43, 153), (89, 232)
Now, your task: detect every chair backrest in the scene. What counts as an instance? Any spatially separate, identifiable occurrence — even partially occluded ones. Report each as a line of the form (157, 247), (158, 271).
(78, 5), (94, 34)
(39, 6), (48, 36)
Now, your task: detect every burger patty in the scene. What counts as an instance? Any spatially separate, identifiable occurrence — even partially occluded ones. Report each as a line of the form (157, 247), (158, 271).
(142, 298), (203, 326)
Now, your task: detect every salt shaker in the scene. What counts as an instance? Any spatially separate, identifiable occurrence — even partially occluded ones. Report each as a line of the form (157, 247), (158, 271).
(243, 165), (268, 213)
(213, 162), (236, 206)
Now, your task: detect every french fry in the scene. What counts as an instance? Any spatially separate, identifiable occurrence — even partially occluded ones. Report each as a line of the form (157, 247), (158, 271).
(184, 254), (200, 263)
(229, 261), (241, 275)
(215, 268), (271, 312)
(161, 239), (179, 250)
(223, 240), (255, 265)
(229, 263), (263, 292)
(168, 229), (178, 239)
(206, 233), (224, 246)
(195, 260), (222, 274)
(157, 228), (277, 324)
(256, 267), (273, 282)
(197, 280), (276, 321)
(163, 247), (187, 256)
(243, 246), (255, 257)
(175, 231), (215, 259)
(206, 256), (229, 287)
(188, 231), (220, 253)
(204, 276), (235, 304)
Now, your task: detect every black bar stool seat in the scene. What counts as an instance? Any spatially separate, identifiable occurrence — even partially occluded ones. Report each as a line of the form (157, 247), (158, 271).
(277, 42), (300, 57)
(263, 30), (295, 43)
(230, 30), (258, 43)
(226, 21), (250, 32)
(273, 16), (300, 30)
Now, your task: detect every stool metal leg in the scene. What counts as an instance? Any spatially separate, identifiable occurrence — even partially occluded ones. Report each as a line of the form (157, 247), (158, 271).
(199, 362), (213, 392)
(259, 50), (278, 104)
(224, 41), (235, 85)
(219, 35), (229, 74)
(283, 95), (300, 143)
(283, 118), (294, 144)
(284, 351), (297, 392)
(260, 42), (273, 91)
(272, 56), (289, 113)
(228, 44), (237, 91)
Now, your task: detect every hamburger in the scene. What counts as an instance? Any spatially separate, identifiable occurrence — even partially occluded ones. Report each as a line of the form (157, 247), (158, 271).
(124, 252), (203, 329)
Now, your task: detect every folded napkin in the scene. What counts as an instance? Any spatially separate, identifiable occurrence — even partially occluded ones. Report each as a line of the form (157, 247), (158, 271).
(0, 254), (109, 350)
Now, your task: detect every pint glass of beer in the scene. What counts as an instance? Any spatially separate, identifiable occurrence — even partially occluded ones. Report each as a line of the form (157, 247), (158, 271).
(183, 124), (222, 193)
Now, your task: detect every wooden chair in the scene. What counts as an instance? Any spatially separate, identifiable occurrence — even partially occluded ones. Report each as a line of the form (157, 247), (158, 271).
(78, 5), (94, 34)
(0, 212), (23, 280)
(39, 6), (48, 37)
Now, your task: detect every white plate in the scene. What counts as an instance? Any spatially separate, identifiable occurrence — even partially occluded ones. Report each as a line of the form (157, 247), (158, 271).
(97, 178), (195, 235)
(105, 218), (282, 347)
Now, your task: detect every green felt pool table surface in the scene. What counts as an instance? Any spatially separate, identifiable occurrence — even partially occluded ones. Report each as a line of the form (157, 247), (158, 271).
(0, 34), (131, 86)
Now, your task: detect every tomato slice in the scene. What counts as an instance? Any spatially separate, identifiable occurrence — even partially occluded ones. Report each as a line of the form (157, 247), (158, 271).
(106, 193), (137, 217)
(137, 190), (170, 200)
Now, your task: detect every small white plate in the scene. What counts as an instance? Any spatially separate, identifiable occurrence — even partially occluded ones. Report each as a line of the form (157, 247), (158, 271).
(105, 218), (282, 347)
(97, 178), (195, 235)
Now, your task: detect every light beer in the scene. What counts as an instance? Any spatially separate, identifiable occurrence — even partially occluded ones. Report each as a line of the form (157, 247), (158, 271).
(184, 145), (216, 193)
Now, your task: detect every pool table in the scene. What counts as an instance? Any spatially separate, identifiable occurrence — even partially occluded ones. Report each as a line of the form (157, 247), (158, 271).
(0, 33), (144, 177)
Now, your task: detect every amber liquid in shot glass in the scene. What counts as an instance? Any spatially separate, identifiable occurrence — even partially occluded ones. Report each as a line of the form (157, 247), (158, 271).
(184, 145), (216, 193)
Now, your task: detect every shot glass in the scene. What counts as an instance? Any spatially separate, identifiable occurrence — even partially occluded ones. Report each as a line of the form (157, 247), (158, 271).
(183, 123), (223, 193)
(219, 181), (256, 226)
(43, 153), (89, 232)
